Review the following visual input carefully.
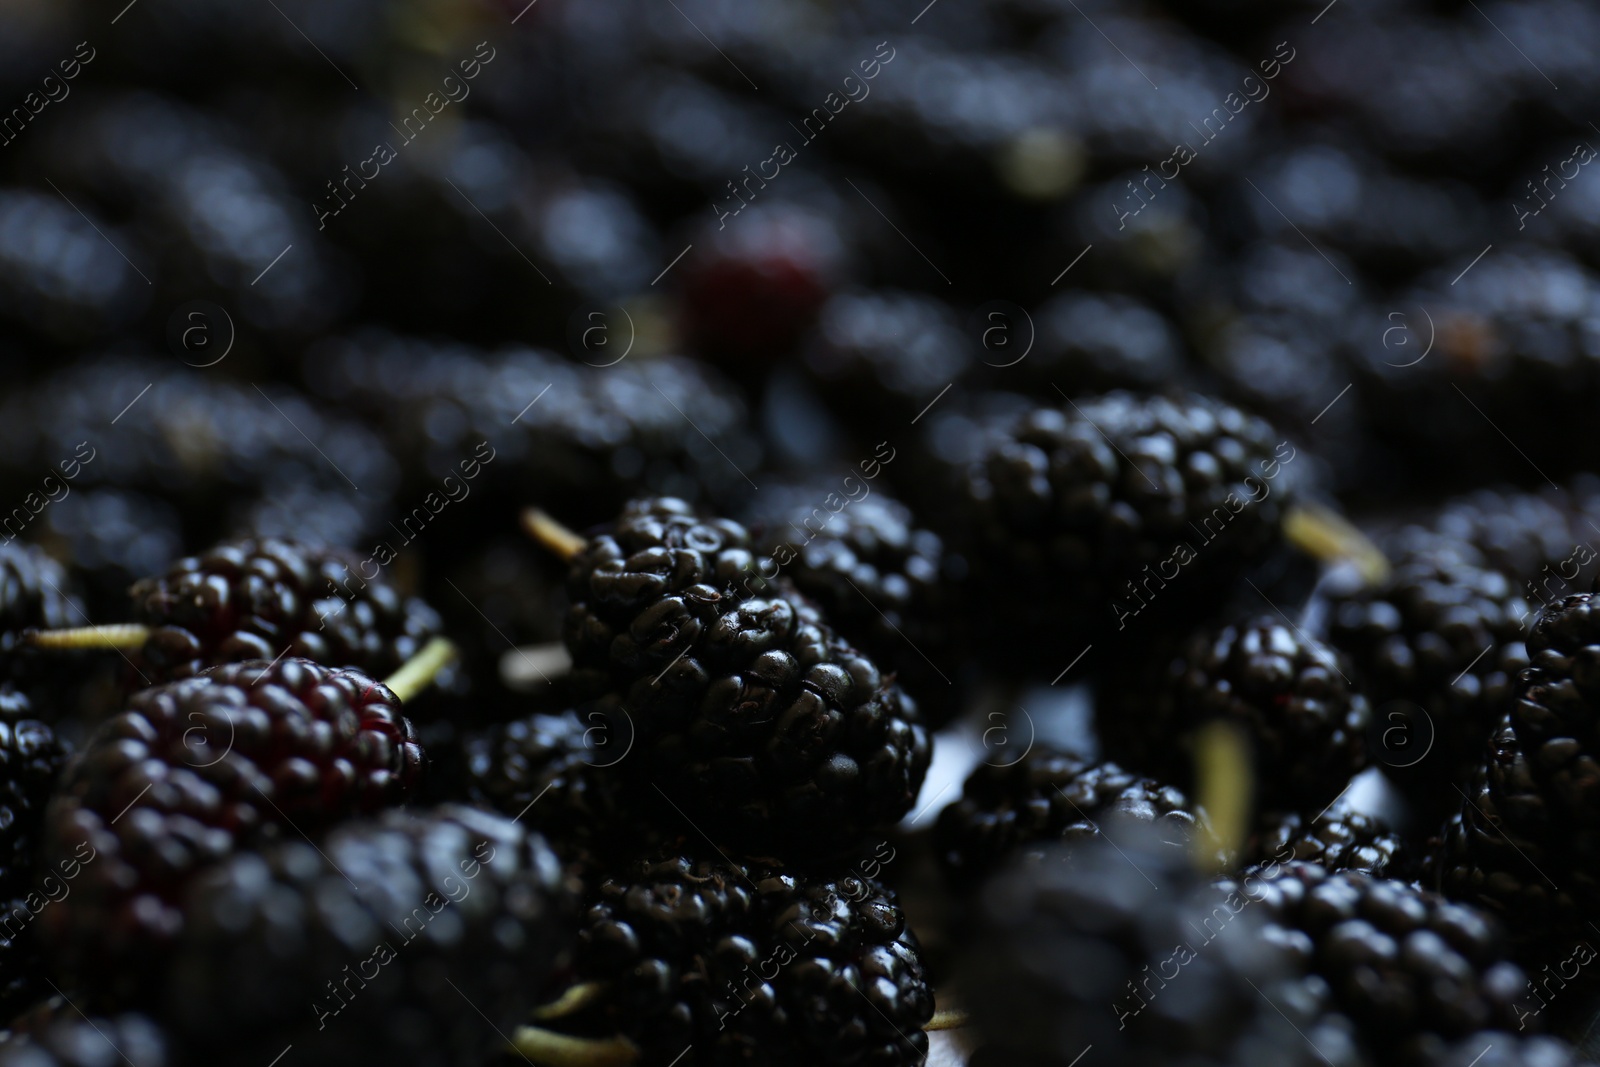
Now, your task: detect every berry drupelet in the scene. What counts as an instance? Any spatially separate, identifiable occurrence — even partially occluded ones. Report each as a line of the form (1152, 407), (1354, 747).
(1350, 247), (1600, 492)
(1433, 711), (1599, 968)
(1099, 616), (1370, 818)
(461, 709), (628, 855)
(562, 498), (930, 847)
(965, 820), (1353, 1067)
(539, 848), (933, 1067)
(39, 657), (423, 1002)
(1326, 481), (1600, 824)
(129, 538), (441, 686)
(1327, 530), (1530, 822)
(933, 744), (1204, 889)
(743, 485), (964, 727)
(950, 392), (1299, 660)
(1251, 811), (1410, 879)
(0, 716), (68, 1016)
(305, 335), (763, 531)
(0, 543), (80, 1011)
(1442, 593), (1600, 952)
(1235, 863), (1532, 1065)
(1432, 481), (1600, 590)
(165, 805), (573, 1067)
(1497, 594), (1600, 838)
(0, 359), (398, 556)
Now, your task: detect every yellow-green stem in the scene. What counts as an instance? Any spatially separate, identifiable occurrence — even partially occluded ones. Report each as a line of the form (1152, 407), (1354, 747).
(510, 1026), (638, 1067)
(531, 982), (607, 1021)
(1283, 503), (1390, 586)
(26, 623), (151, 652)
(522, 508), (586, 563)
(1194, 720), (1252, 872)
(382, 636), (457, 704)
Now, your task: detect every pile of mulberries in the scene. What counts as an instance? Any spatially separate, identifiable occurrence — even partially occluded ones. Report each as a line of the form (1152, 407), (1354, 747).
(6, 0), (1600, 1063)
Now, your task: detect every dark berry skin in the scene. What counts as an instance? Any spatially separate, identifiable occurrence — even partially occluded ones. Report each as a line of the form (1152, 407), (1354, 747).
(680, 204), (842, 379)
(562, 849), (932, 1067)
(0, 717), (67, 1016)
(0, 547), (75, 876)
(462, 710), (629, 855)
(1433, 483), (1600, 588)
(1436, 716), (1590, 962)
(0, 359), (397, 557)
(1351, 247), (1600, 493)
(1238, 864), (1532, 1065)
(1508, 593), (1600, 831)
(1251, 812), (1409, 879)
(0, 545), (84, 1012)
(953, 392), (1298, 661)
(39, 657), (423, 1004)
(565, 498), (930, 849)
(966, 822), (1342, 1067)
(745, 487), (965, 727)
(1328, 530), (1528, 824)
(166, 806), (574, 1067)
(0, 190), (148, 348)
(305, 336), (762, 530)
(934, 745), (1202, 889)
(131, 537), (440, 686)
(1101, 617), (1369, 817)
(1440, 592), (1600, 954)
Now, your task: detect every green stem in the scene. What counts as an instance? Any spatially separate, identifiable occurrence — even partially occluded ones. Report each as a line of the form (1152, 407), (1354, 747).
(27, 623), (150, 651)
(510, 1026), (637, 1066)
(383, 636), (457, 704)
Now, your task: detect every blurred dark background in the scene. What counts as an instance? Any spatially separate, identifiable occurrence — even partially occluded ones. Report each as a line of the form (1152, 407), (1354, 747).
(0, 0), (1597, 651)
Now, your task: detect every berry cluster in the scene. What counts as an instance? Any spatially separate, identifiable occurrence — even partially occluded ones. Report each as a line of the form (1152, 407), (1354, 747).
(4, 0), (1600, 1064)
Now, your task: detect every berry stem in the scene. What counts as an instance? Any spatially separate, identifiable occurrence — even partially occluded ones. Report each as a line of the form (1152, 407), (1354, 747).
(26, 623), (151, 652)
(501, 642), (574, 690)
(510, 1026), (638, 1066)
(1283, 504), (1390, 585)
(1193, 720), (1252, 871)
(927, 1007), (970, 1031)
(530, 981), (607, 1021)
(383, 636), (458, 704)
(523, 507), (586, 562)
